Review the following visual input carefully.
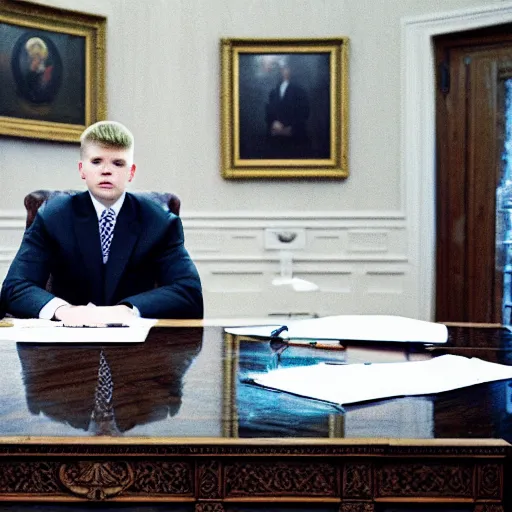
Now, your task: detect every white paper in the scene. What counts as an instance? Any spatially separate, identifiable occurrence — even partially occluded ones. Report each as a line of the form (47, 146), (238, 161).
(0, 318), (157, 343)
(247, 355), (512, 405)
(226, 315), (448, 344)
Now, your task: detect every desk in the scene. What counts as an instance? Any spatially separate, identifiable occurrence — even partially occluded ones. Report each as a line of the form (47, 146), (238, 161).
(0, 321), (509, 511)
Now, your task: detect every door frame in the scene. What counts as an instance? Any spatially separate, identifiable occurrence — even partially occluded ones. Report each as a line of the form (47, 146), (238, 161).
(402, 1), (512, 320)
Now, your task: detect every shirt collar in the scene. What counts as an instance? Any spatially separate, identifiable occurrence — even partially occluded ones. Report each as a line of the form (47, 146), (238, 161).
(89, 191), (126, 220)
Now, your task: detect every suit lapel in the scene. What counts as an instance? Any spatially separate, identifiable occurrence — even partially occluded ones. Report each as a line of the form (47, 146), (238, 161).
(104, 194), (141, 304)
(73, 193), (104, 305)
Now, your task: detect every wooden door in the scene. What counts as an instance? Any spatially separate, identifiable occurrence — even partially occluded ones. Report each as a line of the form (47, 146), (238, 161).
(435, 28), (512, 323)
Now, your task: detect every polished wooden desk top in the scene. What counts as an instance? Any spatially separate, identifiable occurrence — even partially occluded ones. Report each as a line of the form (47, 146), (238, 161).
(0, 321), (511, 443)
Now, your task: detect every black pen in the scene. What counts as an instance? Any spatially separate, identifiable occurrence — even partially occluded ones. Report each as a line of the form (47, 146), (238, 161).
(270, 325), (288, 338)
(59, 323), (129, 328)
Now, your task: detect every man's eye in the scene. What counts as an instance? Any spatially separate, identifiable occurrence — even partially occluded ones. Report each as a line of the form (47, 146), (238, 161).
(91, 159), (101, 164)
(113, 161), (125, 167)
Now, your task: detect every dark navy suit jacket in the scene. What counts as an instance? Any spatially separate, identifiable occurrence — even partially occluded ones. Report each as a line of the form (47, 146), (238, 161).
(265, 81), (310, 143)
(0, 192), (203, 319)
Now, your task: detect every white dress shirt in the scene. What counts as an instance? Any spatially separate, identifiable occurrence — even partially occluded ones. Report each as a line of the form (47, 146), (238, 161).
(39, 192), (139, 319)
(279, 80), (289, 99)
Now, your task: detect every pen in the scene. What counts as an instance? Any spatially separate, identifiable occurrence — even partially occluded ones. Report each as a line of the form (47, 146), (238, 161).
(59, 323), (129, 328)
(268, 326), (345, 350)
(270, 325), (288, 338)
(305, 341), (346, 351)
(285, 340), (346, 351)
(325, 361), (373, 365)
(288, 341), (346, 350)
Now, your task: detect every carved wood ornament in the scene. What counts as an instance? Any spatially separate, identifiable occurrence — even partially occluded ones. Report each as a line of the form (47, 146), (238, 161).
(59, 461), (134, 500)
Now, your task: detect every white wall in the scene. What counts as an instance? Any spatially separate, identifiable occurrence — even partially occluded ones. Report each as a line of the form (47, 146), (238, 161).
(0, 0), (505, 318)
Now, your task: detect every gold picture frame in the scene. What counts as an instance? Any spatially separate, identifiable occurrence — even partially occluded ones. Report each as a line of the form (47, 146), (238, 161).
(0, 0), (106, 143)
(221, 37), (349, 179)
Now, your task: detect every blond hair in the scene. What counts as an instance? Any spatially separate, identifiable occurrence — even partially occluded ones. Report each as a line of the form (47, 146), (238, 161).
(80, 121), (134, 157)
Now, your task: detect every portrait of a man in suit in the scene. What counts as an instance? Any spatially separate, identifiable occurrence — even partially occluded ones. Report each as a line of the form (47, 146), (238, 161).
(238, 52), (331, 161)
(265, 60), (311, 158)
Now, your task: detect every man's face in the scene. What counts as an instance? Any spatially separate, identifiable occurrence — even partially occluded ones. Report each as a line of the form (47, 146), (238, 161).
(79, 143), (136, 207)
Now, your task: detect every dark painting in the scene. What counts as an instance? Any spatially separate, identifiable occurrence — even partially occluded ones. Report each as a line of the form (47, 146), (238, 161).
(0, 23), (86, 125)
(238, 53), (331, 160)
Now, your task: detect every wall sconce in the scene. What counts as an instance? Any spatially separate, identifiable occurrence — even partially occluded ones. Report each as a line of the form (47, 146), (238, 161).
(265, 229), (319, 292)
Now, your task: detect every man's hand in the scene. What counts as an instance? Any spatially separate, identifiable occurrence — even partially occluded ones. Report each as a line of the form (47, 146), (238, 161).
(270, 121), (292, 136)
(54, 304), (136, 326)
(271, 120), (284, 135)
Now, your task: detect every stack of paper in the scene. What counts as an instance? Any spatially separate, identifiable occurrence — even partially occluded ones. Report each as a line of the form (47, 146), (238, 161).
(226, 315), (448, 345)
(246, 355), (512, 406)
(0, 318), (157, 343)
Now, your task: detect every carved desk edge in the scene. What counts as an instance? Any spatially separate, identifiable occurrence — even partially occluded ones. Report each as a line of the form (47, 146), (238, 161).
(0, 436), (508, 456)
(0, 437), (505, 512)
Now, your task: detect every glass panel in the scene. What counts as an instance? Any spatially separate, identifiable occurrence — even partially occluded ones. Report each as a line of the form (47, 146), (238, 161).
(496, 78), (512, 324)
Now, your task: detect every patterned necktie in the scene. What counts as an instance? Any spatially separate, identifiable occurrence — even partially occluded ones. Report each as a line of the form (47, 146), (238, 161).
(90, 350), (120, 435)
(99, 208), (115, 263)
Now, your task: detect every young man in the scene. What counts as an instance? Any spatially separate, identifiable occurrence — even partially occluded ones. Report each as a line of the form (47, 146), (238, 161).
(0, 121), (203, 323)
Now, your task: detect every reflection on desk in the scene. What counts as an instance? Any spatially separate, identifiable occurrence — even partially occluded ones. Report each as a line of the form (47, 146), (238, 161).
(0, 324), (511, 441)
(15, 328), (203, 436)
(232, 335), (435, 438)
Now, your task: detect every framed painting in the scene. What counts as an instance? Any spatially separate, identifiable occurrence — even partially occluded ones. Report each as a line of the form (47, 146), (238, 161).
(221, 37), (349, 179)
(0, 0), (106, 142)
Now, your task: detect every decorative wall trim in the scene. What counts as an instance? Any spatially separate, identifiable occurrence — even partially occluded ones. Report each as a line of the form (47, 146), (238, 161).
(183, 210), (406, 220)
(0, 209), (406, 219)
(0, 209), (406, 229)
(0, 210), (25, 219)
(0, 211), (410, 317)
(402, 1), (512, 320)
(0, 252), (17, 262)
(195, 255), (408, 263)
(185, 219), (406, 229)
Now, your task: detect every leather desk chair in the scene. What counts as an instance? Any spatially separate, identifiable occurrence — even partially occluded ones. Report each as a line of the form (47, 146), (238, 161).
(24, 189), (181, 229)
(22, 189), (181, 294)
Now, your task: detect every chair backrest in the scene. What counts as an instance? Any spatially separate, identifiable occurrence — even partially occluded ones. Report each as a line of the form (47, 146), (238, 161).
(24, 190), (181, 229)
